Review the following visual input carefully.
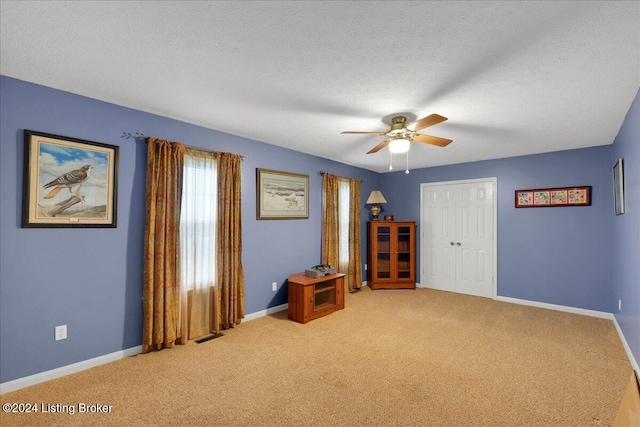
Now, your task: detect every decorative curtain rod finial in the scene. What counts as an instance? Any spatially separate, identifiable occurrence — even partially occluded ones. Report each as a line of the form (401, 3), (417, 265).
(121, 131), (147, 140)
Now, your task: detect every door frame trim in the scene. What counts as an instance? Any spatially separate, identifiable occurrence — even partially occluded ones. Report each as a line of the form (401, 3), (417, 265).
(419, 177), (498, 299)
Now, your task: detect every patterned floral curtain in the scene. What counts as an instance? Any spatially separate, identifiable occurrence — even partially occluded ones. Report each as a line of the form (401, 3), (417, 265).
(347, 179), (362, 291)
(322, 174), (340, 270)
(142, 138), (185, 353)
(216, 153), (245, 330)
(322, 173), (362, 291)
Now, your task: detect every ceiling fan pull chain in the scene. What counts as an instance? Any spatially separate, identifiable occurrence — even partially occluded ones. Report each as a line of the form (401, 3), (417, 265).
(405, 150), (410, 174)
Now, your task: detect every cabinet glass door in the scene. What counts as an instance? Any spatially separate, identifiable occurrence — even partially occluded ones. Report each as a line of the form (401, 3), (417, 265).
(396, 226), (412, 279)
(376, 226), (391, 279)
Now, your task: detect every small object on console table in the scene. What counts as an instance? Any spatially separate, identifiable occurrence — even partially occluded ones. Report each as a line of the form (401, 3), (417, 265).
(288, 272), (345, 323)
(305, 264), (336, 278)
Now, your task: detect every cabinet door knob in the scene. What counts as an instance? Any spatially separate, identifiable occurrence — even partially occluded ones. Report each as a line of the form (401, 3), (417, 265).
(456, 242), (461, 246)
(450, 242), (455, 246)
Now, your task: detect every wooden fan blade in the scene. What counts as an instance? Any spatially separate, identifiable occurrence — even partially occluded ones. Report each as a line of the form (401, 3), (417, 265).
(367, 138), (392, 154)
(341, 131), (386, 135)
(413, 134), (453, 147)
(406, 114), (448, 131)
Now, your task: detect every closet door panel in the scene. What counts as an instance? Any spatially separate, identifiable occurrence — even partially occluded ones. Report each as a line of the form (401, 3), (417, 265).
(456, 183), (494, 298)
(423, 187), (456, 292)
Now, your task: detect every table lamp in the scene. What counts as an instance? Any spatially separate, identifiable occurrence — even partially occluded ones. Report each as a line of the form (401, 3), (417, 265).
(366, 190), (387, 220)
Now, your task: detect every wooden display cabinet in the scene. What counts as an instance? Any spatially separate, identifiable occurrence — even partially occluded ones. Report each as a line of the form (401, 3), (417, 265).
(288, 273), (345, 323)
(367, 221), (416, 289)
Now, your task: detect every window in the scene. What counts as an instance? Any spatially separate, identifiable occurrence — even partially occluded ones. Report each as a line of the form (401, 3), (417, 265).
(338, 180), (350, 267)
(180, 152), (217, 290)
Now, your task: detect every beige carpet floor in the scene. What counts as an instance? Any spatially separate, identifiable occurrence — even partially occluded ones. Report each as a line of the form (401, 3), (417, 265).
(0, 287), (632, 426)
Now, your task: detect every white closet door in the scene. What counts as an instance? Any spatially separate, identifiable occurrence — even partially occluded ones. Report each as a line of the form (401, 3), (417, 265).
(422, 186), (456, 292)
(455, 182), (494, 298)
(422, 179), (495, 298)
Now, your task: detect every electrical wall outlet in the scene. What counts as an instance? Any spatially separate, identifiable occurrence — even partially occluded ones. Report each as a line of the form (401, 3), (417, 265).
(55, 325), (67, 341)
(272, 282), (277, 292)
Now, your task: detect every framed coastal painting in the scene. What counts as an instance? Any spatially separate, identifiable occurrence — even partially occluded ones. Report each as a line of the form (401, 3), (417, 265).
(256, 168), (309, 219)
(613, 158), (625, 215)
(515, 186), (591, 208)
(22, 130), (119, 228)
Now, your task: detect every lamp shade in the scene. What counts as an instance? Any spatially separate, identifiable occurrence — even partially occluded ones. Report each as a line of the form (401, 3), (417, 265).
(389, 138), (410, 153)
(366, 190), (387, 204)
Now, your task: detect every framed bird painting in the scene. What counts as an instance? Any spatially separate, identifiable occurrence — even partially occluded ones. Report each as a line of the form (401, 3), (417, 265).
(22, 130), (119, 228)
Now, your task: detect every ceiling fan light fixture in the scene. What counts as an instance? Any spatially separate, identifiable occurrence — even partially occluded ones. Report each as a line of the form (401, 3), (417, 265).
(389, 138), (410, 154)
(341, 113), (451, 156)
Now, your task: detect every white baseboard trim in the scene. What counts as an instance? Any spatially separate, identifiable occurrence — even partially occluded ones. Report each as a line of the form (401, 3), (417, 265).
(495, 296), (614, 319)
(1, 304), (290, 395)
(244, 303), (288, 322)
(0, 345), (142, 395)
(611, 315), (640, 373)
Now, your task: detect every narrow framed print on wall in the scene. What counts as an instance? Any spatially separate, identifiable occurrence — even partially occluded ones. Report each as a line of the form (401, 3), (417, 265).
(22, 130), (119, 228)
(515, 186), (591, 208)
(613, 158), (625, 215)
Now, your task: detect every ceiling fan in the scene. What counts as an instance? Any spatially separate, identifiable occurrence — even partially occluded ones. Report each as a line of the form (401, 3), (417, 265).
(341, 114), (452, 154)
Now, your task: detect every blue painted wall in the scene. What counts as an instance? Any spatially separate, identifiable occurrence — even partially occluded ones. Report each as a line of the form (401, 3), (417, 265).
(381, 146), (614, 313)
(0, 76), (379, 383)
(612, 88), (640, 369)
(1, 75), (637, 385)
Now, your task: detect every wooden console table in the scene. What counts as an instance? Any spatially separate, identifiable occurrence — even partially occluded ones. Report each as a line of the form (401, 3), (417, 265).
(288, 272), (345, 323)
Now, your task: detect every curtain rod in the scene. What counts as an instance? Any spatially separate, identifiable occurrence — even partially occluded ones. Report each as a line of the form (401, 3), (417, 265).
(318, 171), (362, 182)
(122, 132), (248, 160)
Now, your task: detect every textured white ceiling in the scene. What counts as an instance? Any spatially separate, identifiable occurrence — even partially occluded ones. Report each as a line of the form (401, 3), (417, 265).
(1, 1), (639, 172)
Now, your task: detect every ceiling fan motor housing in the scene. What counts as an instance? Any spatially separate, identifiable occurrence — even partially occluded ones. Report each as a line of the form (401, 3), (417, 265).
(388, 116), (413, 138)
